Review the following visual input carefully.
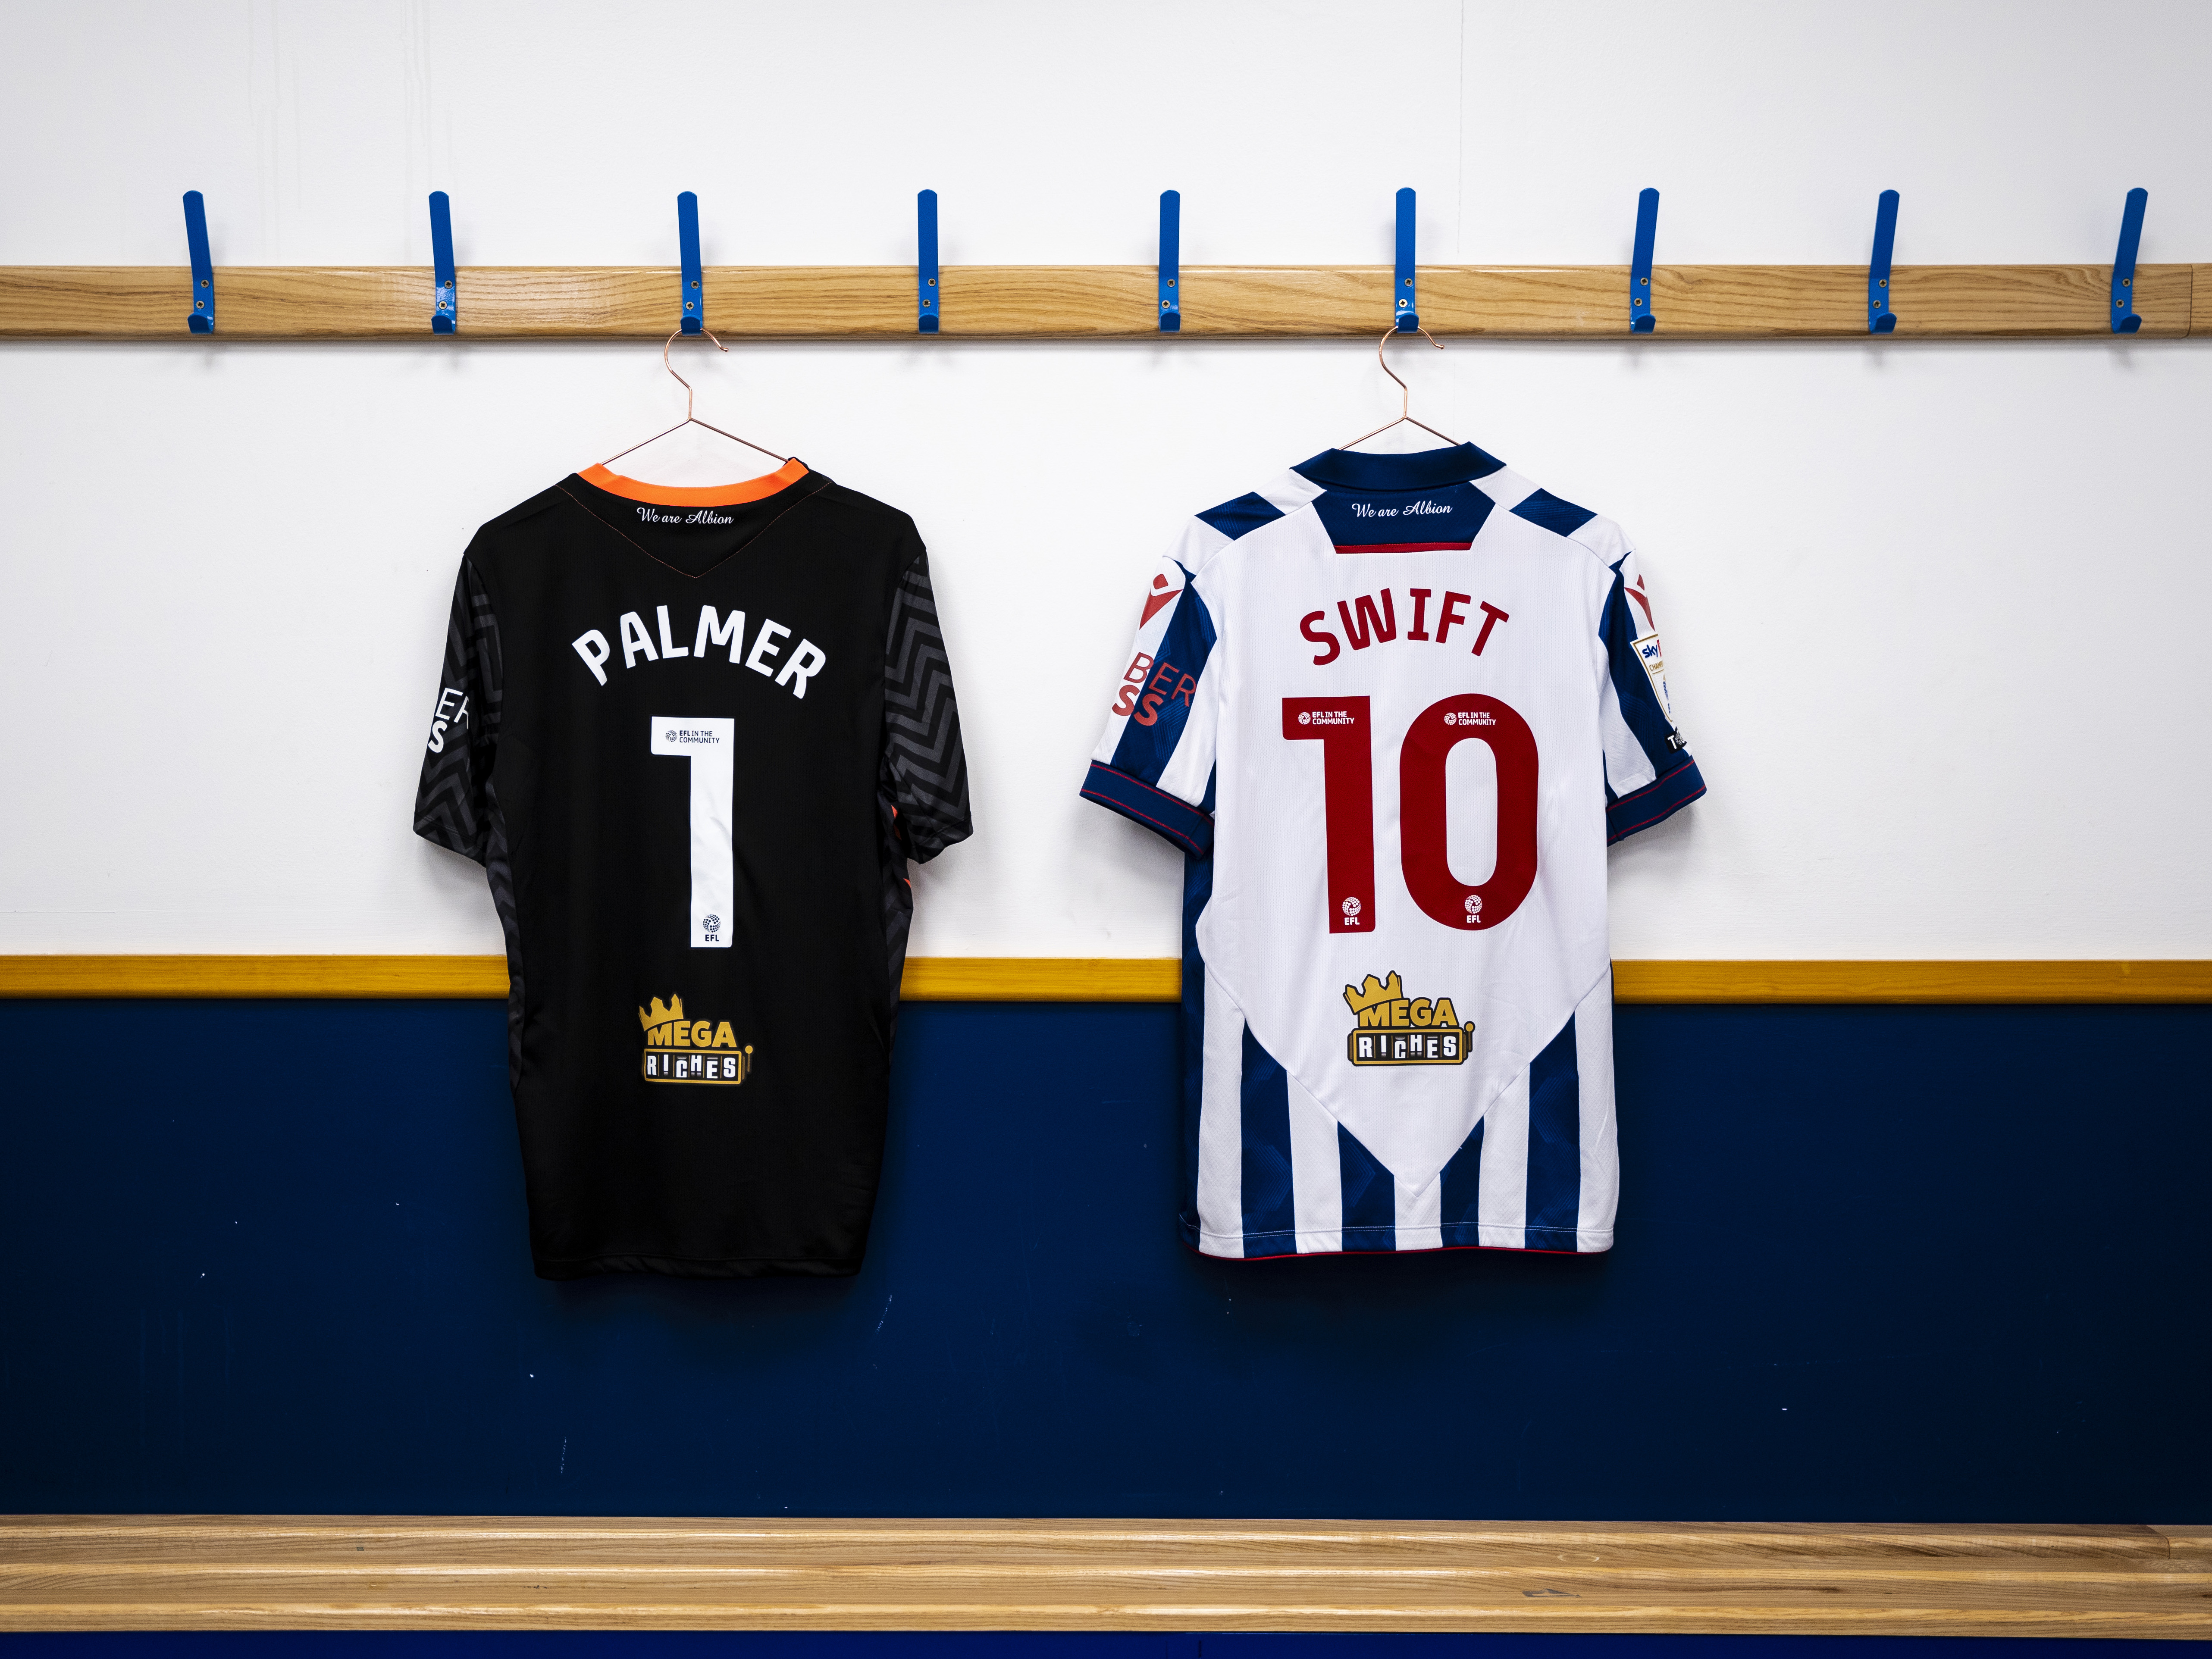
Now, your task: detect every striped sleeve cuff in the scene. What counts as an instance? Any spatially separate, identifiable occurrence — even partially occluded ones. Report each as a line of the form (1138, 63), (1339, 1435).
(1080, 760), (1213, 857)
(1607, 754), (1707, 845)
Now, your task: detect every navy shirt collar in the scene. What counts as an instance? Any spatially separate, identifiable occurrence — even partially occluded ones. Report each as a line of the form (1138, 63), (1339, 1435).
(1293, 443), (1505, 491)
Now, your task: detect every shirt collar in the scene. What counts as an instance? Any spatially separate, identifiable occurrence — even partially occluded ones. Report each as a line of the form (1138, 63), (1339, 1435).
(1291, 442), (1505, 491)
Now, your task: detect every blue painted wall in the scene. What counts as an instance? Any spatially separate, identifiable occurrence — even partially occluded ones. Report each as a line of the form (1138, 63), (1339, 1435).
(0, 1000), (2204, 1520)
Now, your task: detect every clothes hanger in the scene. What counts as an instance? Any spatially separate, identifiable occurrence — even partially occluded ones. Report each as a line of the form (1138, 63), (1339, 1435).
(597, 326), (793, 471)
(1338, 323), (1462, 450)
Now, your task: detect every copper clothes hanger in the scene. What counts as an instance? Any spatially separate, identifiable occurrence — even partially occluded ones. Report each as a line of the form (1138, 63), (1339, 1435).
(597, 326), (793, 471)
(1338, 323), (1462, 450)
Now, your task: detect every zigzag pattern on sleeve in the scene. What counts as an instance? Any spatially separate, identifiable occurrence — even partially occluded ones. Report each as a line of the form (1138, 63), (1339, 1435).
(881, 554), (971, 864)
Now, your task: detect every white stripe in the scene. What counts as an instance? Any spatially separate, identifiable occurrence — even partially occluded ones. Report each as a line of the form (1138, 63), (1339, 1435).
(1477, 1069), (1530, 1248)
(1154, 651), (1222, 805)
(1475, 466), (1537, 510)
(649, 716), (734, 949)
(1599, 664), (1657, 797)
(1396, 1171), (1442, 1254)
(1257, 469), (1326, 517)
(1573, 973), (1619, 1252)
(1287, 1075), (1341, 1254)
(1194, 968), (1246, 1258)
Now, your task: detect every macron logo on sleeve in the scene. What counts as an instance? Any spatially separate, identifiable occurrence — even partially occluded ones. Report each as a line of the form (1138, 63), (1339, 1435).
(1140, 573), (1182, 627)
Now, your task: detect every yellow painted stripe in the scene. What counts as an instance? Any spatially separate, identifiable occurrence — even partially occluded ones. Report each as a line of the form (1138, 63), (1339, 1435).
(0, 956), (2206, 1002)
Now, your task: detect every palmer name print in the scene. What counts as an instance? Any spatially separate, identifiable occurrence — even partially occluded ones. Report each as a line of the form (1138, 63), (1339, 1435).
(414, 460), (969, 1280)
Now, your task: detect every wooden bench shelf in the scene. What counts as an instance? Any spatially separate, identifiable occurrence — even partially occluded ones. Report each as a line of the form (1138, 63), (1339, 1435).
(1, 1516), (2205, 1634)
(1, 263), (2202, 340)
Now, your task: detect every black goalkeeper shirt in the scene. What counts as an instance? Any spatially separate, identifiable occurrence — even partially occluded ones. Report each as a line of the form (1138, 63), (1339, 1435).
(413, 460), (970, 1278)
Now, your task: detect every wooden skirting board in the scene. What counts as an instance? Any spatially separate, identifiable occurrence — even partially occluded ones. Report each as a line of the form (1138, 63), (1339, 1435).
(0, 1516), (2205, 1634)
(0, 263), (2202, 339)
(0, 955), (2207, 1003)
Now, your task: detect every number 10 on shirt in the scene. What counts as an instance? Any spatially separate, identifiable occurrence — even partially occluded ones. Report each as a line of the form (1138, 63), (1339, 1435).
(1281, 693), (1538, 936)
(651, 717), (735, 948)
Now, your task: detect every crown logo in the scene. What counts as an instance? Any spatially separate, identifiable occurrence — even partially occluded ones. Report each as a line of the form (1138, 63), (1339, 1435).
(639, 993), (686, 1033)
(1342, 968), (1470, 1065)
(1343, 971), (1405, 1016)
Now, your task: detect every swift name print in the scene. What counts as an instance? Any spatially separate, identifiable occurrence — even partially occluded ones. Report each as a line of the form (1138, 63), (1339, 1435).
(1300, 587), (1510, 666)
(639, 992), (754, 1085)
(572, 604), (827, 699)
(1343, 970), (1473, 1066)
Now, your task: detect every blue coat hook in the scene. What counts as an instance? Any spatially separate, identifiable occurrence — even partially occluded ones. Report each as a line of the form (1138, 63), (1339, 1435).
(1158, 190), (1181, 333)
(1394, 187), (1418, 332)
(1867, 189), (1900, 334)
(2110, 187), (2147, 335)
(182, 190), (214, 334)
(677, 191), (703, 335)
(918, 190), (940, 334)
(1629, 188), (1658, 333)
(429, 191), (457, 334)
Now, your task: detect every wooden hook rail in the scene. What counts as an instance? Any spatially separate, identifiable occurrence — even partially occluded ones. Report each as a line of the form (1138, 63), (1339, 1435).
(0, 262), (2203, 340)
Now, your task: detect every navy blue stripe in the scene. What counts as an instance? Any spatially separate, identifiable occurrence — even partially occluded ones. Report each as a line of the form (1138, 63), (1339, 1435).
(1512, 486), (1598, 537)
(1337, 1123), (1396, 1251)
(1600, 555), (1679, 788)
(1107, 576), (1217, 783)
(1079, 760), (1212, 856)
(1525, 1014), (1582, 1249)
(1194, 491), (1284, 539)
(1438, 1116), (1485, 1248)
(1607, 754), (1707, 845)
(1294, 443), (1505, 490)
(1238, 1027), (1296, 1256)
(1177, 832), (1212, 1242)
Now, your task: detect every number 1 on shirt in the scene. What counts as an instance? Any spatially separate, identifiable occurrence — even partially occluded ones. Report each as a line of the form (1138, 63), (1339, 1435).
(650, 717), (735, 948)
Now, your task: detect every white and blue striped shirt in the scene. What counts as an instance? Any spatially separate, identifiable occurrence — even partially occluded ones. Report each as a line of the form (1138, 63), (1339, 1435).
(1083, 444), (1704, 1258)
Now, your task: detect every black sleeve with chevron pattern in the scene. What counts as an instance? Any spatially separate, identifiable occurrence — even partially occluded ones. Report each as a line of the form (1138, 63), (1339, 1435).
(411, 557), (504, 864)
(880, 550), (971, 864)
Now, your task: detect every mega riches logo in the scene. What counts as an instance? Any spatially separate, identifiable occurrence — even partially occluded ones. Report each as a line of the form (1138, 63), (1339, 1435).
(639, 993), (754, 1085)
(1343, 971), (1474, 1067)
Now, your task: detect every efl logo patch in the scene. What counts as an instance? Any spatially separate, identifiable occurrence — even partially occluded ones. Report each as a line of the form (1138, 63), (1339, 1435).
(1343, 970), (1474, 1066)
(639, 993), (754, 1085)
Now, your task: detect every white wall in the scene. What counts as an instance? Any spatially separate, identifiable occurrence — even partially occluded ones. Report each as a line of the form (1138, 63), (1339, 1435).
(2, 0), (2208, 959)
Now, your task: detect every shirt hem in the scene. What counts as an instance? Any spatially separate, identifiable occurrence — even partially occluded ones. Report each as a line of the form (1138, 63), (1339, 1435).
(1181, 1221), (1610, 1258)
(1080, 759), (1213, 857)
(1607, 753), (1706, 844)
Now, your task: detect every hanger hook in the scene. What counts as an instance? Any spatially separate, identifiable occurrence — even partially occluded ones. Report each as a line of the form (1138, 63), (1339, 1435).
(1376, 323), (1443, 420)
(662, 325), (728, 422)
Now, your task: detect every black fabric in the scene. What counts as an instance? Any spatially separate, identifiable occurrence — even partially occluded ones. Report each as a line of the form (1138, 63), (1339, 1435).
(411, 466), (971, 1279)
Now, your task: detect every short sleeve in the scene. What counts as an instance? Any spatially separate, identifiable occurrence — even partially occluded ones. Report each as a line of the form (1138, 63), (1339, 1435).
(1079, 548), (1222, 858)
(412, 557), (503, 863)
(1598, 548), (1706, 843)
(881, 548), (973, 863)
